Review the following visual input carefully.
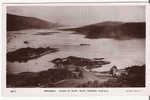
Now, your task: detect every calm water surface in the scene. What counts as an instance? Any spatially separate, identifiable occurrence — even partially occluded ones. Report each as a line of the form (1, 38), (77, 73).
(7, 29), (145, 74)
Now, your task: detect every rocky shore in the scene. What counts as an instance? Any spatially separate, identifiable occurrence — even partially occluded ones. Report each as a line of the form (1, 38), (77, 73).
(51, 56), (110, 70)
(7, 47), (58, 62)
(7, 55), (145, 87)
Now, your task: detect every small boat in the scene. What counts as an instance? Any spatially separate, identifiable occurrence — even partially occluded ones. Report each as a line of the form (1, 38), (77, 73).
(24, 41), (29, 44)
(80, 44), (90, 46)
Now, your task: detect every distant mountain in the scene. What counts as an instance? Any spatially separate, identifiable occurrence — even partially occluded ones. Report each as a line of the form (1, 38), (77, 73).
(7, 14), (61, 31)
(63, 21), (145, 39)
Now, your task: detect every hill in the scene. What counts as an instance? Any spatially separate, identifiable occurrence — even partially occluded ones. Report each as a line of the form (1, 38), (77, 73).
(63, 21), (145, 39)
(7, 64), (145, 87)
(7, 14), (60, 31)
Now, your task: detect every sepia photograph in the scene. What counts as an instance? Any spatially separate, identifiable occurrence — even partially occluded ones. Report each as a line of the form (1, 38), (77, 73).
(6, 5), (145, 88)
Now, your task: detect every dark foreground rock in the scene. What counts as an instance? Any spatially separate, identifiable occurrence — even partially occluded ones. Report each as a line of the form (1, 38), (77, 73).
(7, 54), (145, 88)
(7, 69), (76, 87)
(7, 47), (58, 62)
(7, 65), (145, 88)
(78, 65), (145, 87)
(7, 56), (110, 87)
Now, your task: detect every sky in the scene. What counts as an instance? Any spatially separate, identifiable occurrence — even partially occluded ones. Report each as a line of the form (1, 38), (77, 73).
(7, 6), (145, 27)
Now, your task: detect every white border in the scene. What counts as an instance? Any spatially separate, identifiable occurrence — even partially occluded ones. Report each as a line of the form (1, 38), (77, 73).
(1, 3), (149, 96)
(0, 0), (148, 3)
(146, 3), (150, 95)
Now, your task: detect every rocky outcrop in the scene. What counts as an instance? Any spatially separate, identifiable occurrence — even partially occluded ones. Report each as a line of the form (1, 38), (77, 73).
(7, 69), (75, 87)
(51, 56), (110, 70)
(7, 47), (58, 62)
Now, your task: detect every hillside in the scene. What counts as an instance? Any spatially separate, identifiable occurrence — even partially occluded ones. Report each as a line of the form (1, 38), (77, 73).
(7, 64), (145, 87)
(63, 21), (145, 39)
(7, 14), (60, 31)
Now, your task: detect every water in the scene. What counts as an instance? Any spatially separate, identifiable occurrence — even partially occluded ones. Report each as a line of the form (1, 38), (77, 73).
(7, 29), (145, 74)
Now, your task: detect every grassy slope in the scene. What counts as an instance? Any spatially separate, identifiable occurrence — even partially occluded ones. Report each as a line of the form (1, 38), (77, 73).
(7, 14), (60, 31)
(63, 21), (145, 39)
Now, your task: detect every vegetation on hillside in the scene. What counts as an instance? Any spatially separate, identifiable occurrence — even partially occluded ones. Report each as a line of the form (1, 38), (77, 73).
(63, 21), (145, 39)
(7, 14), (61, 31)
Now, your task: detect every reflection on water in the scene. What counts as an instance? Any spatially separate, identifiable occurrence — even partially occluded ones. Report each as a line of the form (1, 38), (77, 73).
(7, 29), (145, 74)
